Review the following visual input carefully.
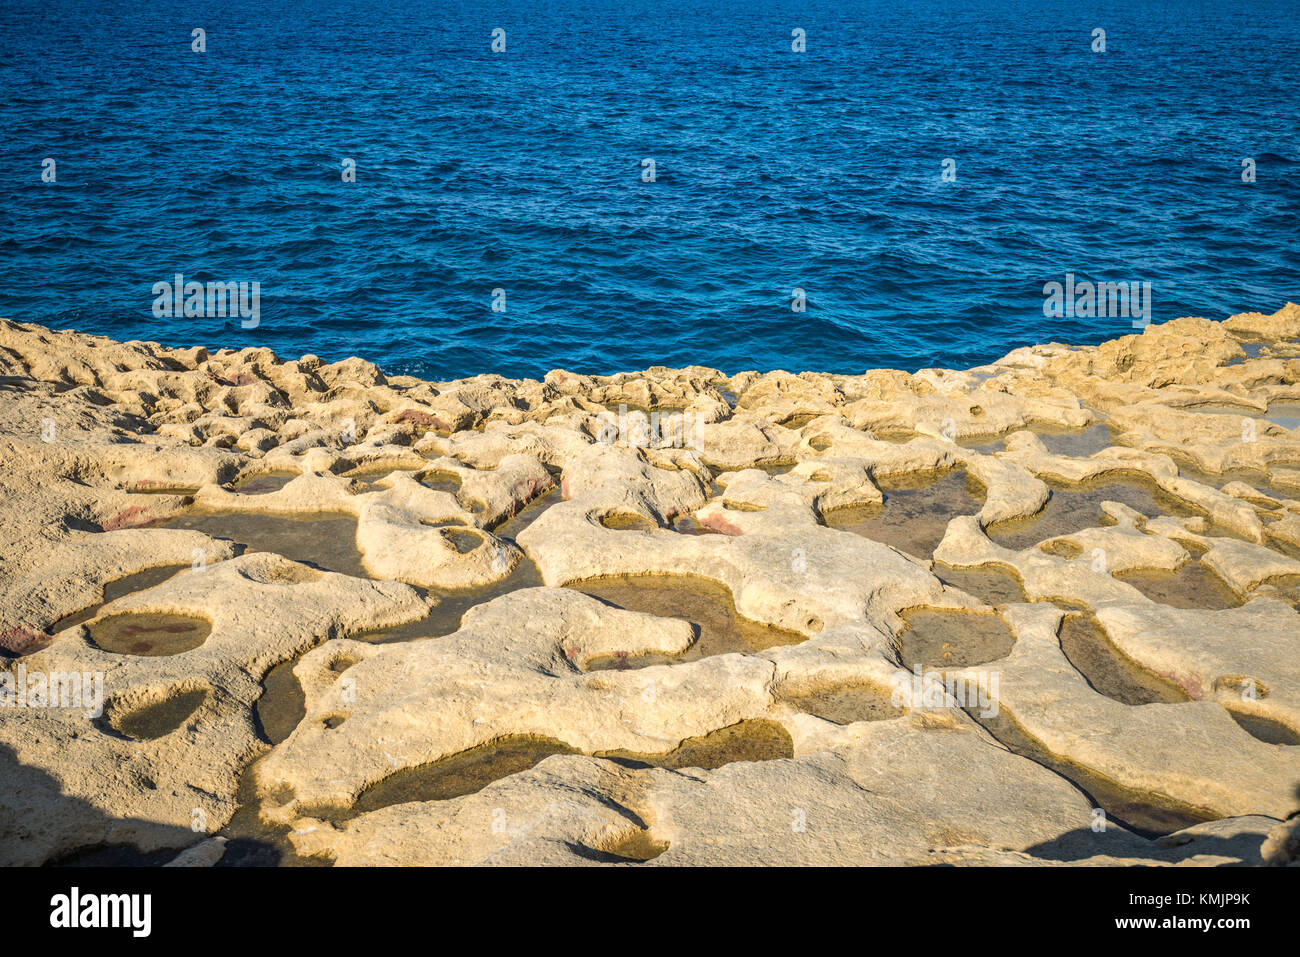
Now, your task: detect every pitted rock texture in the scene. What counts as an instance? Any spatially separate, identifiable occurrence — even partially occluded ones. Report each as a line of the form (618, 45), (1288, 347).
(1, 308), (1298, 866)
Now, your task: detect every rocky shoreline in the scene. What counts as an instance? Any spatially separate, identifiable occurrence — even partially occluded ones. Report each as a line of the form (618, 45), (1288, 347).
(1, 307), (1299, 866)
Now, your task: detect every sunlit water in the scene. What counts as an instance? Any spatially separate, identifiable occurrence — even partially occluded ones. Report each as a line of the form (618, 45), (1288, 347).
(1, 0), (1296, 379)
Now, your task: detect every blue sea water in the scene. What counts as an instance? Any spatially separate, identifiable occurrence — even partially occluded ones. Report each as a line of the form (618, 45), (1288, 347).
(0, 0), (1297, 381)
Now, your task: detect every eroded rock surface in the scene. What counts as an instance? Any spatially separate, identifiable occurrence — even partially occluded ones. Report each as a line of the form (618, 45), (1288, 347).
(2, 309), (1298, 866)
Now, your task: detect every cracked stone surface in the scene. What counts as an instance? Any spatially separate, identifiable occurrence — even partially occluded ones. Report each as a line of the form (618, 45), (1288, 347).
(2, 308), (1298, 866)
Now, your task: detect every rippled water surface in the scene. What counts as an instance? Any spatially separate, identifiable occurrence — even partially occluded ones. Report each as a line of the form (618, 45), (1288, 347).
(1, 0), (1297, 379)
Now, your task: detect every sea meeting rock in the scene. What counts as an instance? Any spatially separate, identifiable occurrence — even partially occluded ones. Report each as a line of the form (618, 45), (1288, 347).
(1, 307), (1298, 866)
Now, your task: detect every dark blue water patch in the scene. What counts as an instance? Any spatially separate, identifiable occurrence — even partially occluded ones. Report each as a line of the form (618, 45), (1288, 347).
(0, 0), (1297, 381)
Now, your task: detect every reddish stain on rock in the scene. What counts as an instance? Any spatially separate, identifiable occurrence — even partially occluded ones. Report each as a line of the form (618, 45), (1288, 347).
(102, 505), (161, 530)
(238, 477), (282, 494)
(1165, 670), (1205, 700)
(511, 477), (543, 500)
(205, 369), (255, 387)
(395, 409), (449, 431)
(672, 514), (723, 536)
(701, 514), (744, 536)
(0, 625), (50, 656)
